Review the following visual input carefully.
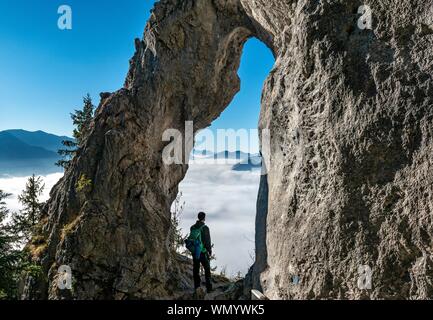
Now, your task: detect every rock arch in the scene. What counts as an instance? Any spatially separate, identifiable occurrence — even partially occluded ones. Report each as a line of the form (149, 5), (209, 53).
(25, 0), (433, 300)
(25, 0), (270, 300)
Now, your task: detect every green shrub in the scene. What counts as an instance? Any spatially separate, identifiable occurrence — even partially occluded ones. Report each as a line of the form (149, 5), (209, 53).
(76, 174), (92, 193)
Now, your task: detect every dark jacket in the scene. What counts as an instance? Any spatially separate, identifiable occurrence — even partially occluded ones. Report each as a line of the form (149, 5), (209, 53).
(191, 221), (212, 255)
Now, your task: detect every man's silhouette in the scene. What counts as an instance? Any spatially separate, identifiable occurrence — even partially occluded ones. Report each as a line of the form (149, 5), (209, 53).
(190, 212), (212, 293)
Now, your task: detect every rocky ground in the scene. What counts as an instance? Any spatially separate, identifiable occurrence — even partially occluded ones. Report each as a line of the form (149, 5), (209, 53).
(170, 254), (248, 301)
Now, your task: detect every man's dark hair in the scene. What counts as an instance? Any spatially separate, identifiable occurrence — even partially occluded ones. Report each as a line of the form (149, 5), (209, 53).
(198, 212), (206, 221)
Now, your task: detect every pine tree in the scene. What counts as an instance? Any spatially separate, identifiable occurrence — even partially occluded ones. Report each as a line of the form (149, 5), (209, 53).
(0, 190), (22, 299)
(56, 94), (95, 168)
(56, 140), (77, 169)
(10, 175), (45, 243)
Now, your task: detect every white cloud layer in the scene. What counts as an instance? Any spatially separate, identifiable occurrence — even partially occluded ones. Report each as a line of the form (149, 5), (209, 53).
(178, 160), (260, 277)
(1, 161), (260, 278)
(0, 173), (63, 215)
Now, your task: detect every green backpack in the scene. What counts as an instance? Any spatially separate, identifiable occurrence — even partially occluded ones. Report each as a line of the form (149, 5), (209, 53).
(185, 225), (206, 259)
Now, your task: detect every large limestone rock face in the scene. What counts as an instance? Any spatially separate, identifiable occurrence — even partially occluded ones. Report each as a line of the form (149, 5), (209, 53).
(25, 0), (433, 300)
(251, 0), (433, 299)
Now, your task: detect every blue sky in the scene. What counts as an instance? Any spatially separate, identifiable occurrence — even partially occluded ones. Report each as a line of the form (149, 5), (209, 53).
(0, 0), (274, 151)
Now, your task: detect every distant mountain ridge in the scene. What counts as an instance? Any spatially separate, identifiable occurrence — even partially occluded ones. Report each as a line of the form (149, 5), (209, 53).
(191, 149), (262, 171)
(4, 129), (72, 152)
(0, 129), (73, 177)
(191, 149), (258, 159)
(0, 132), (58, 160)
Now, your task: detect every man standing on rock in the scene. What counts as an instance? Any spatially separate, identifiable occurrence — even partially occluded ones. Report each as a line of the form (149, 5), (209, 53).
(189, 212), (213, 293)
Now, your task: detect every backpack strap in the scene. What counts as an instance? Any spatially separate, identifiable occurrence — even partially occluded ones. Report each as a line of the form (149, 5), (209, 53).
(195, 224), (207, 253)
(196, 225), (204, 239)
